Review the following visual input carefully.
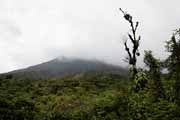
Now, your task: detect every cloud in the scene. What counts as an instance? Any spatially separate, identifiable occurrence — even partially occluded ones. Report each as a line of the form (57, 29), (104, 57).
(0, 0), (180, 73)
(0, 19), (21, 41)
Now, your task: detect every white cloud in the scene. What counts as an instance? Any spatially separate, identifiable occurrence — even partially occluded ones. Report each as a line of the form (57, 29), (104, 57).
(0, 0), (180, 73)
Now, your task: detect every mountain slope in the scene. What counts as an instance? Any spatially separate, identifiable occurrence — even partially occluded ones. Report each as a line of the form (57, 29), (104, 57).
(0, 71), (129, 119)
(5, 57), (127, 80)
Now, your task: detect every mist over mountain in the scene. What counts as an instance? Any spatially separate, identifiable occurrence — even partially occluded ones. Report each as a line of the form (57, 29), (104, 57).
(4, 56), (127, 80)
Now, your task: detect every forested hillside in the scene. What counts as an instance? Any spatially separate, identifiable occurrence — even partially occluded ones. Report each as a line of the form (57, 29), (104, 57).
(0, 72), (129, 119)
(4, 58), (127, 80)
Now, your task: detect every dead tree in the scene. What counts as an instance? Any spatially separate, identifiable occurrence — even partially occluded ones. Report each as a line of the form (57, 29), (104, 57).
(119, 8), (141, 79)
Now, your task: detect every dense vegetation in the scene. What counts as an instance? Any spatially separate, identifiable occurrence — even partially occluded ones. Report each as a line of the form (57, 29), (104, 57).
(0, 72), (129, 119)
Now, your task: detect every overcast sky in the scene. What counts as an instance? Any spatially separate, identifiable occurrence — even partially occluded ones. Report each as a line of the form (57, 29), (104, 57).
(0, 0), (180, 73)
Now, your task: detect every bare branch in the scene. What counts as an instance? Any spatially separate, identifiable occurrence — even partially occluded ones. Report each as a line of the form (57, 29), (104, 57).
(135, 22), (139, 32)
(119, 8), (125, 14)
(124, 41), (132, 62)
(128, 34), (134, 43)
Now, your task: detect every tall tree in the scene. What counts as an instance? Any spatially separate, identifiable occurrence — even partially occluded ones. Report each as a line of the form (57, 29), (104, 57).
(144, 50), (165, 100)
(165, 28), (180, 105)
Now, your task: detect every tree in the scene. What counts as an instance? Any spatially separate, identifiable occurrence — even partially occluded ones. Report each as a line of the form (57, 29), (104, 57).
(165, 28), (180, 105)
(144, 50), (165, 100)
(119, 8), (141, 80)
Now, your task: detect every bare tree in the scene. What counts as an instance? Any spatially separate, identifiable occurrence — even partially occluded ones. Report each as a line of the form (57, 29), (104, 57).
(119, 8), (141, 79)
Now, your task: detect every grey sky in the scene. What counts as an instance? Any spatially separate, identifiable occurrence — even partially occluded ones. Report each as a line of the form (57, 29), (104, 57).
(0, 0), (180, 73)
